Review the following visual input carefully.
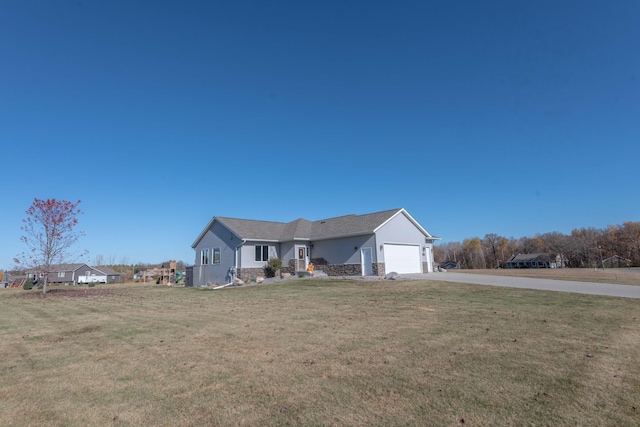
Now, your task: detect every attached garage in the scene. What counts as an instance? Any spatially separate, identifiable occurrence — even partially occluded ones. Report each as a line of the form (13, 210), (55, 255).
(383, 243), (422, 274)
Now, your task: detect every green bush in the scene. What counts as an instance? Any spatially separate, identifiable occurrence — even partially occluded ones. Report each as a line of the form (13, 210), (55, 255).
(268, 258), (283, 270)
(23, 279), (33, 290)
(88, 282), (96, 287)
(265, 258), (283, 278)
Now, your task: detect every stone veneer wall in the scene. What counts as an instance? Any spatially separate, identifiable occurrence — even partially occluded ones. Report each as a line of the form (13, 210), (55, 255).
(317, 263), (361, 276)
(372, 263), (385, 277)
(273, 259), (393, 278)
(281, 259), (296, 276)
(281, 267), (295, 275)
(249, 260), (430, 280)
(237, 268), (265, 282)
(280, 258), (377, 277)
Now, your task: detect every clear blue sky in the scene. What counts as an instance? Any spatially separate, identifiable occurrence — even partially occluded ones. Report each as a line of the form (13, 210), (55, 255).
(2, 1), (638, 269)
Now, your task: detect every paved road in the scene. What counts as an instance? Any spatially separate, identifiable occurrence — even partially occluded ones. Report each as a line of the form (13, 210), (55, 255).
(404, 272), (640, 299)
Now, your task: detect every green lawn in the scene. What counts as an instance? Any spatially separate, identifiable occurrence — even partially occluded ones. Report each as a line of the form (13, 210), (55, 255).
(1, 280), (639, 426)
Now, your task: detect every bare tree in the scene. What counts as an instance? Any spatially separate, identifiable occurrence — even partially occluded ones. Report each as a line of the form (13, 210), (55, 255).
(94, 254), (105, 266)
(437, 242), (461, 263)
(462, 237), (486, 269)
(618, 222), (640, 265)
(483, 233), (506, 268)
(435, 220), (640, 269)
(14, 198), (86, 294)
(119, 255), (129, 274)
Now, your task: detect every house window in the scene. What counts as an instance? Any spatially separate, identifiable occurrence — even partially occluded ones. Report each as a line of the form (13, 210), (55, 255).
(58, 272), (65, 278)
(255, 245), (269, 262)
(212, 248), (221, 264)
(201, 248), (209, 265)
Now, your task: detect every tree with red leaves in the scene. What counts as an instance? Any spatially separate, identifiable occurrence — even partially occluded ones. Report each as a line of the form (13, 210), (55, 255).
(14, 198), (87, 294)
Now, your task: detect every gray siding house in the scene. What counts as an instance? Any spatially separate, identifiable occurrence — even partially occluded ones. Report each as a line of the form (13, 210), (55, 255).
(504, 253), (568, 269)
(190, 208), (439, 287)
(27, 263), (103, 285)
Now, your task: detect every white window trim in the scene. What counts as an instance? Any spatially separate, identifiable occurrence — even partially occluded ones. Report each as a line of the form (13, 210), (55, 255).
(255, 245), (270, 262)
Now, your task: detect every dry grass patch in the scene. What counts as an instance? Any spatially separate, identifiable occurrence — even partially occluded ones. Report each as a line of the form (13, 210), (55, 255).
(1, 280), (639, 426)
(454, 267), (640, 286)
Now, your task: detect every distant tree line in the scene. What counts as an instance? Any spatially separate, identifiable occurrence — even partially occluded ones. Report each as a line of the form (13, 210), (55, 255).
(434, 221), (640, 269)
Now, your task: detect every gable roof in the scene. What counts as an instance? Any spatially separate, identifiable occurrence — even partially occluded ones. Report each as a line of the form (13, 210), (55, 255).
(310, 209), (399, 239)
(506, 253), (554, 263)
(192, 208), (439, 248)
(92, 266), (121, 276)
(216, 217), (288, 241)
(282, 218), (314, 241)
(55, 263), (88, 271)
(27, 263), (89, 273)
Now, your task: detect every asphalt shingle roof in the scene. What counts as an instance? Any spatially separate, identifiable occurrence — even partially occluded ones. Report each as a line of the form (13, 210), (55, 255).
(216, 217), (288, 241)
(507, 253), (553, 262)
(214, 209), (403, 241)
(309, 209), (400, 239)
(193, 208), (438, 248)
(27, 263), (87, 272)
(93, 266), (122, 275)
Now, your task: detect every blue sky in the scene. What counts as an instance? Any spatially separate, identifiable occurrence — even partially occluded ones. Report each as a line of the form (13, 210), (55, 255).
(1, 1), (638, 269)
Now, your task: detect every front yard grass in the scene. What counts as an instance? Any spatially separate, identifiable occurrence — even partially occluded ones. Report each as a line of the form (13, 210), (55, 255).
(1, 279), (639, 426)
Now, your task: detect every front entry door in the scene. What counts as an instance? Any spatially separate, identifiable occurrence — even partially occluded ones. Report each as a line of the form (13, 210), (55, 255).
(361, 247), (373, 275)
(295, 246), (308, 272)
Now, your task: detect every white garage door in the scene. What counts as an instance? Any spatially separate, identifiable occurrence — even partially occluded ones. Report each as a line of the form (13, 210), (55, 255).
(383, 244), (422, 274)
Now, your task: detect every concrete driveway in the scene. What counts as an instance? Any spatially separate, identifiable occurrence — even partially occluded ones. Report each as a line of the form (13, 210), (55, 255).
(403, 272), (640, 299)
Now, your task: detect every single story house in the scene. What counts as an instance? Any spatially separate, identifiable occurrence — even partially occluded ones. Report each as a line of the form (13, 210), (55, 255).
(189, 208), (439, 286)
(438, 261), (460, 270)
(26, 263), (105, 285)
(504, 253), (568, 269)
